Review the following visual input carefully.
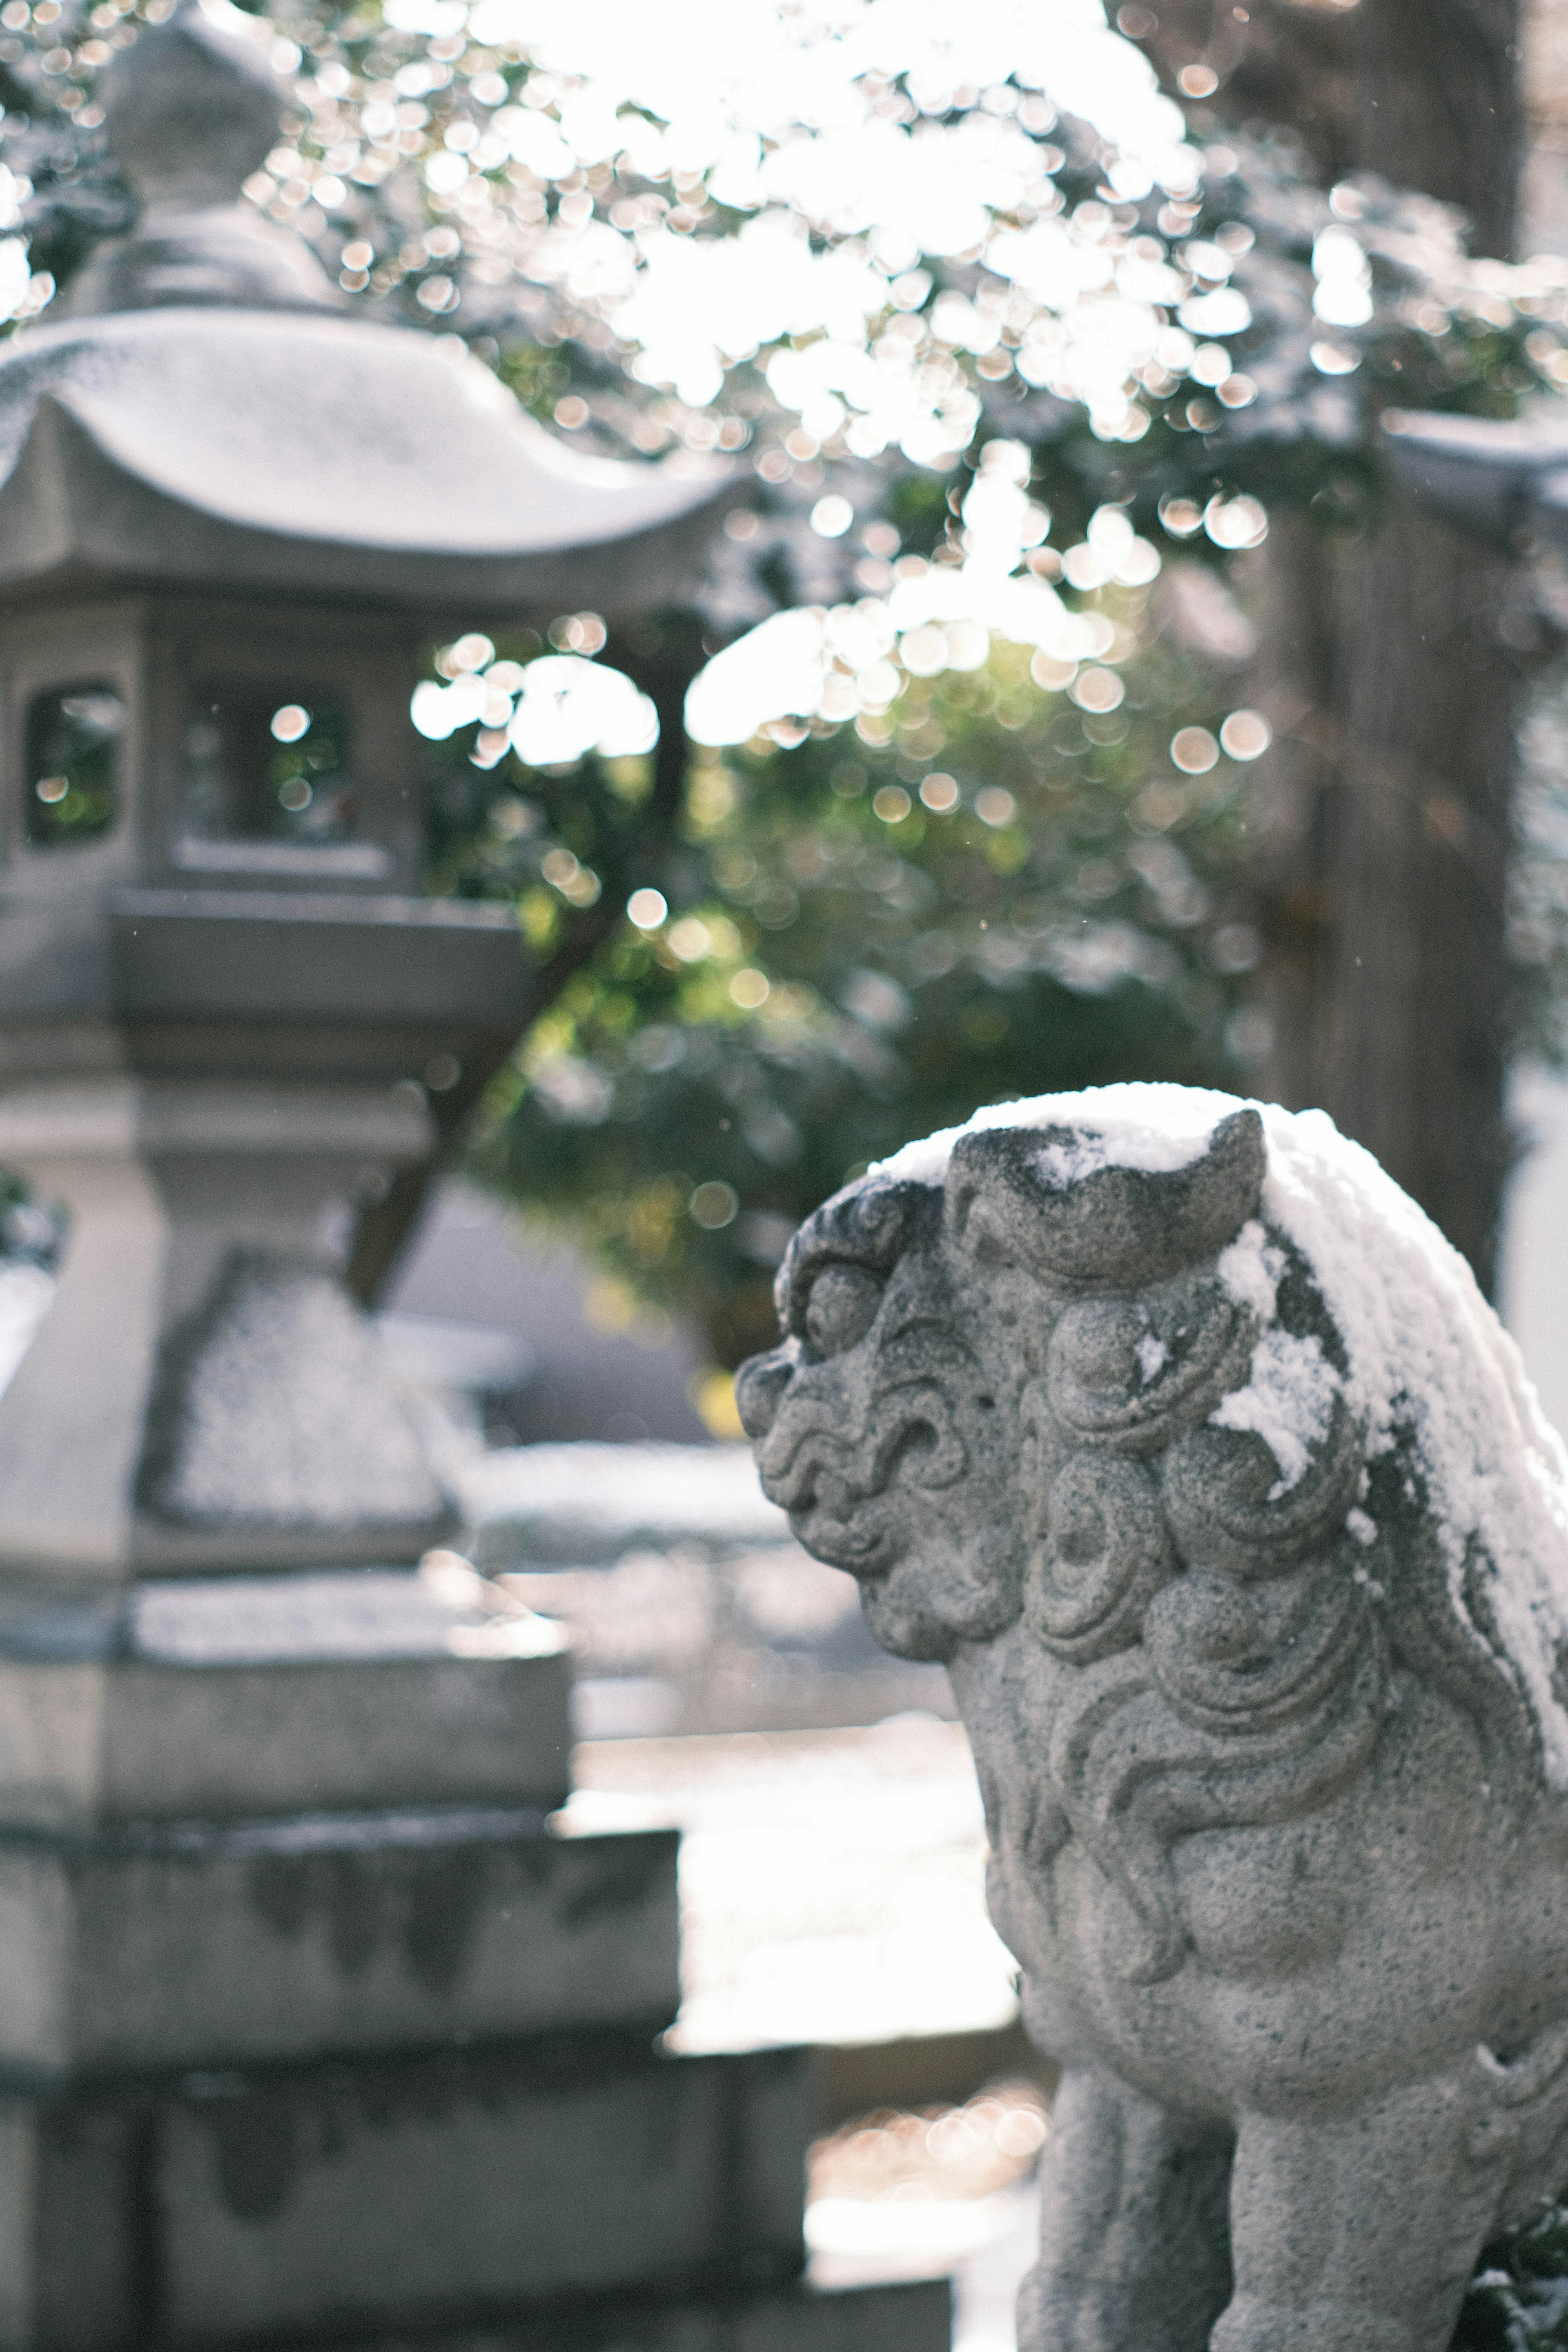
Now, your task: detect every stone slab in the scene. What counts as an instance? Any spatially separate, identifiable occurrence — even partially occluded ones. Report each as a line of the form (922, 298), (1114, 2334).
(0, 1574), (574, 1828)
(0, 2039), (809, 2348)
(109, 890), (532, 1029)
(0, 1812), (679, 2077)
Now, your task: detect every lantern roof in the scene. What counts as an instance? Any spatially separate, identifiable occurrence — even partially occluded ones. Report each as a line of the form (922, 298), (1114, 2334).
(0, 0), (735, 620)
(1383, 408), (1568, 552)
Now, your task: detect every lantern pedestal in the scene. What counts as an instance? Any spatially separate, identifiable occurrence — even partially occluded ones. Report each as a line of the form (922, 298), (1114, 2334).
(0, 885), (947, 2352)
(0, 1071), (451, 1583)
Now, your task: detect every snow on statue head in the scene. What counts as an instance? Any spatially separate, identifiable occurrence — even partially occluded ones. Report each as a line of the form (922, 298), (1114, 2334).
(737, 1085), (1568, 2352)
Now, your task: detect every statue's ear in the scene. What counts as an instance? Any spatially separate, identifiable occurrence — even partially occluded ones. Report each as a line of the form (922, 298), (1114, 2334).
(774, 1178), (937, 1340)
(944, 1108), (1266, 1289)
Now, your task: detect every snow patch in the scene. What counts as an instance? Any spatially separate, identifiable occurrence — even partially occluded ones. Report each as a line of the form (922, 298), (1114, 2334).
(1136, 1332), (1168, 1386)
(1258, 1106), (1568, 1787)
(1034, 1120), (1212, 1190)
(1215, 1218), (1285, 1323)
(873, 1081), (1244, 1188)
(1211, 1328), (1340, 1496)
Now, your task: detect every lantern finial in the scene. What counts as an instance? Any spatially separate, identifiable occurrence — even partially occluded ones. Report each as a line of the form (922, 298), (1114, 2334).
(60, 0), (341, 316)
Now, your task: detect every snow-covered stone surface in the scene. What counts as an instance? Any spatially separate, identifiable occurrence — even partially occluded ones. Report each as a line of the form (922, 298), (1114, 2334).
(871, 1079), (1234, 1189)
(1500, 1065), (1568, 1441)
(874, 1080), (1568, 1785)
(739, 1082), (1568, 2352)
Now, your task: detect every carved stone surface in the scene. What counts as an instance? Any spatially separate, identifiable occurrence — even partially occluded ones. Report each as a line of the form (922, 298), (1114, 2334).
(737, 1083), (1568, 2352)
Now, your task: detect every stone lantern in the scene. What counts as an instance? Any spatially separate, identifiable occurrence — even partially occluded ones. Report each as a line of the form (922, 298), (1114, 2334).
(0, 0), (734, 1589)
(0, 11), (949, 2348)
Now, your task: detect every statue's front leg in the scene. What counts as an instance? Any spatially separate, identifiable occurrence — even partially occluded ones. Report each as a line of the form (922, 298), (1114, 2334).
(1214, 2088), (1504, 2352)
(1018, 2063), (1234, 2352)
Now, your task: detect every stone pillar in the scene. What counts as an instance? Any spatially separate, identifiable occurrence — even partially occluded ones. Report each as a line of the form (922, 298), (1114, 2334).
(0, 1074), (443, 1581)
(0, 1091), (953, 2345)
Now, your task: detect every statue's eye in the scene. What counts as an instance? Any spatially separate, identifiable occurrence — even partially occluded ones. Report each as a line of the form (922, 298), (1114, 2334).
(804, 1264), (883, 1356)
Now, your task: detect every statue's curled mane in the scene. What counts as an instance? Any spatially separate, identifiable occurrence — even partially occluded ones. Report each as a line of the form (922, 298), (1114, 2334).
(742, 1086), (1568, 1981)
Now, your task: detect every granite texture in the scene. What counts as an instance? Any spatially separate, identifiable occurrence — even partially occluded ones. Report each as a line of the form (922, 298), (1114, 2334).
(738, 1094), (1568, 2352)
(0, 1811), (679, 2076)
(0, 1571), (573, 1829)
(0, 2037), (808, 2346)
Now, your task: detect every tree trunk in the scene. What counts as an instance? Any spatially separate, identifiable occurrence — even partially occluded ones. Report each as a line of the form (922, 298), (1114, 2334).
(1251, 508), (1516, 1287)
(1143, 0), (1522, 1288)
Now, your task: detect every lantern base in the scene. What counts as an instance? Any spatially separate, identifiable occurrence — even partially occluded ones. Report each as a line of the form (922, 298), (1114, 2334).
(0, 1586), (948, 2352)
(0, 2037), (815, 2346)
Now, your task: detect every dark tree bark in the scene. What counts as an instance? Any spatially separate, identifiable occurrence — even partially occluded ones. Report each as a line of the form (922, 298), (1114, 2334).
(1247, 507), (1517, 1281)
(1140, 0), (1518, 248)
(1138, 0), (1523, 1289)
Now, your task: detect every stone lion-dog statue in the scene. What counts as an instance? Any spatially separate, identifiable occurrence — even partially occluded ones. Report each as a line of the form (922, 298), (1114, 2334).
(736, 1084), (1568, 2352)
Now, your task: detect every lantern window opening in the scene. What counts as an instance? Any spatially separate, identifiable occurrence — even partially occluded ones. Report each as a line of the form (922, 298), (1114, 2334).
(179, 677), (359, 851)
(23, 682), (126, 849)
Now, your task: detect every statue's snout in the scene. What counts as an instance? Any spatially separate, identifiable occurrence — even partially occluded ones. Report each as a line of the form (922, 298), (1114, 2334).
(735, 1349), (793, 1439)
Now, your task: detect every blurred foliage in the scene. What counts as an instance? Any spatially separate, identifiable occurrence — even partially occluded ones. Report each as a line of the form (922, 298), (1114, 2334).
(4, 0), (1568, 596)
(8, 0), (1568, 1361)
(459, 610), (1261, 1367)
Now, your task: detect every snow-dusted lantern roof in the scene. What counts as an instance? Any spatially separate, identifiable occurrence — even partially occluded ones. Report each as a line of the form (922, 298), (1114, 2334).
(0, 0), (733, 619)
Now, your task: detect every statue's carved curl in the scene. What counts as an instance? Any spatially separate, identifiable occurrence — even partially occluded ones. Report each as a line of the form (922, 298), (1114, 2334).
(738, 1090), (1568, 2352)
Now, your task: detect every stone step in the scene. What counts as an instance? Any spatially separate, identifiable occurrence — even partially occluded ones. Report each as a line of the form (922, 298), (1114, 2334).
(0, 1571), (573, 1829)
(178, 2277), (954, 2352)
(0, 1811), (679, 2076)
(0, 2036), (810, 2349)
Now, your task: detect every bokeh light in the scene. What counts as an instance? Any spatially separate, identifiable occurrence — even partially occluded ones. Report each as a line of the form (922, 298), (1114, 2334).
(1220, 709), (1272, 760)
(1171, 726), (1220, 774)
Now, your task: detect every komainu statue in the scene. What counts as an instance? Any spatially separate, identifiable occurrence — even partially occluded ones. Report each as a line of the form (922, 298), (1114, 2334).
(736, 1084), (1568, 2352)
